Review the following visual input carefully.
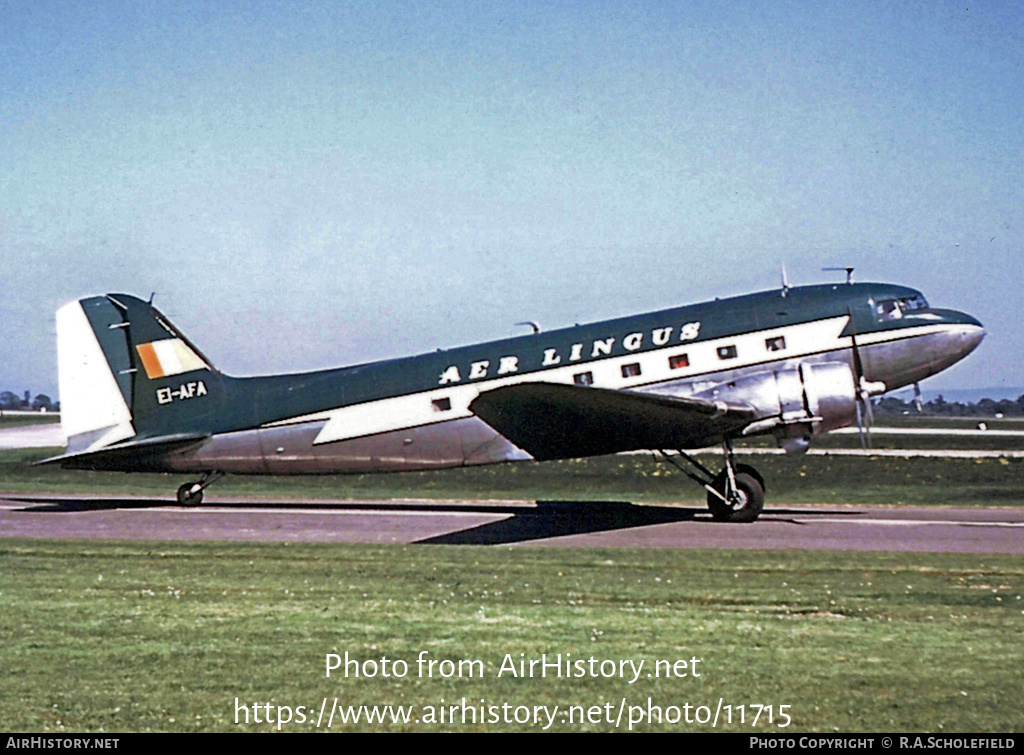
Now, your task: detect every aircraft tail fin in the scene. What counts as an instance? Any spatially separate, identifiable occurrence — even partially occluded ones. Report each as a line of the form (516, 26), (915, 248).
(56, 294), (223, 455)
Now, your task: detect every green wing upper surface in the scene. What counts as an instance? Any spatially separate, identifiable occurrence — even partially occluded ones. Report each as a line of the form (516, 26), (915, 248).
(469, 382), (756, 460)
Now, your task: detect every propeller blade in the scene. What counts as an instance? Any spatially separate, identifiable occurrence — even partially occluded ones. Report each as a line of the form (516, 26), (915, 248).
(848, 312), (866, 381)
(855, 398), (867, 449)
(862, 387), (873, 449)
(847, 307), (872, 449)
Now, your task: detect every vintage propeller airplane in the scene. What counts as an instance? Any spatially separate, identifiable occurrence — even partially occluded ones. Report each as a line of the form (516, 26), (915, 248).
(43, 277), (983, 522)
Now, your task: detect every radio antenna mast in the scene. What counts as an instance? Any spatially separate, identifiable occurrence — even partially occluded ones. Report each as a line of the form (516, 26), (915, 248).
(822, 267), (855, 284)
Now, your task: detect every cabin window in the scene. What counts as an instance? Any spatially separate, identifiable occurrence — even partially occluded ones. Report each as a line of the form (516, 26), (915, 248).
(765, 336), (786, 352)
(668, 353), (689, 370)
(431, 397), (452, 412)
(574, 371), (594, 386)
(621, 362), (641, 378)
(717, 345), (737, 360)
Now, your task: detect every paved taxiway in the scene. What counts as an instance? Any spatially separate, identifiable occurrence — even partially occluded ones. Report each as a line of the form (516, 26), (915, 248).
(1, 494), (1021, 553)
(0, 423), (63, 448)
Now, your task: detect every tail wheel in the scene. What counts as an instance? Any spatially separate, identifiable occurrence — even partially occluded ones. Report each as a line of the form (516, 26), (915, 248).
(176, 483), (204, 507)
(175, 470), (224, 507)
(707, 471), (764, 523)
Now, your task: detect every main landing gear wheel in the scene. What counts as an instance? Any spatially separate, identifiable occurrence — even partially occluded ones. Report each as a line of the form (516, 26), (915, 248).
(735, 463), (765, 494)
(707, 471), (764, 523)
(656, 443), (767, 523)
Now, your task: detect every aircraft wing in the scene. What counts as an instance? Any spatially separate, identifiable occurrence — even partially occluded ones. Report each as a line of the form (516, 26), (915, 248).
(469, 382), (757, 461)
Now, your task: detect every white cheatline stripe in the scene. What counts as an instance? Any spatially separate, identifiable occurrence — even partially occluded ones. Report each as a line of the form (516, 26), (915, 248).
(268, 316), (857, 444)
(261, 316), (965, 447)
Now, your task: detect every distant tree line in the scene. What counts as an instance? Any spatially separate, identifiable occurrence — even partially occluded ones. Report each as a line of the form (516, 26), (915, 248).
(874, 394), (1024, 417)
(0, 390), (58, 412)
(2, 388), (1022, 418)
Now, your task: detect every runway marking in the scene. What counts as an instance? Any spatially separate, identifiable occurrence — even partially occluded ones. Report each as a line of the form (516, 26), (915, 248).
(167, 506), (512, 518)
(788, 517), (1024, 528)
(658, 448), (1024, 458)
(762, 449), (1024, 458)
(833, 427), (1024, 437)
(0, 501), (517, 518)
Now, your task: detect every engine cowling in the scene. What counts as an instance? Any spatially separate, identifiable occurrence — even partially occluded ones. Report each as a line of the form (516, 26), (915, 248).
(693, 362), (858, 453)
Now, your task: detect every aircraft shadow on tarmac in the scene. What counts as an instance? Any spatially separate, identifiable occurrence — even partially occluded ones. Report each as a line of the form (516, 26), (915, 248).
(12, 497), (177, 513)
(9, 497), (860, 546)
(418, 500), (701, 545)
(415, 502), (860, 545)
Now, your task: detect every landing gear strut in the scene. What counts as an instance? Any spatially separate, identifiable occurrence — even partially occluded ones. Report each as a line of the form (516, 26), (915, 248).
(658, 441), (765, 523)
(176, 470), (225, 507)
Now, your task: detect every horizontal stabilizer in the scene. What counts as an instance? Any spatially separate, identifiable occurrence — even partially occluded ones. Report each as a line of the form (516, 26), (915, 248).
(36, 433), (210, 472)
(469, 383), (756, 460)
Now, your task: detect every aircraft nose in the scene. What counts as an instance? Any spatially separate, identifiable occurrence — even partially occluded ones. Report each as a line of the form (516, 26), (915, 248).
(921, 309), (985, 374)
(948, 311), (985, 360)
(956, 311), (984, 330)
(962, 320), (985, 354)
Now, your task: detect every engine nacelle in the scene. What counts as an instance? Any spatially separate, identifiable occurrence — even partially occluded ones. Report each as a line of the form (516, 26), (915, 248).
(694, 362), (858, 452)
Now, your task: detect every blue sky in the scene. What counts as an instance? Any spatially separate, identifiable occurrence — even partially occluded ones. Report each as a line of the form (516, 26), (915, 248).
(2, 1), (1021, 398)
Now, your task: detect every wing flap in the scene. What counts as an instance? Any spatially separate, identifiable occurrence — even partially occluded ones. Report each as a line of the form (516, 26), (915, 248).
(469, 383), (756, 460)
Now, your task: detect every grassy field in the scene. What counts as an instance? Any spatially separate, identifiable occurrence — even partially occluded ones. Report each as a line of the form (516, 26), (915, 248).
(2, 441), (1022, 733)
(2, 446), (1023, 508)
(1, 539), (1022, 732)
(807, 434), (1024, 452)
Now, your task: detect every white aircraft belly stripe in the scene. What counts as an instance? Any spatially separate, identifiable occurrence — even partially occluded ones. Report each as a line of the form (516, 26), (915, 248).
(255, 316), (955, 446)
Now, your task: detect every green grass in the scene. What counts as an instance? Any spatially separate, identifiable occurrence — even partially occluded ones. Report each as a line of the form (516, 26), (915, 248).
(3, 447), (1024, 508)
(4, 443), (1022, 733)
(1, 540), (1022, 732)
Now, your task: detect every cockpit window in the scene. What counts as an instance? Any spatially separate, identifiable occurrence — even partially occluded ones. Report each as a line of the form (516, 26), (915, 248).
(876, 300), (901, 319)
(903, 294), (929, 311)
(875, 295), (929, 320)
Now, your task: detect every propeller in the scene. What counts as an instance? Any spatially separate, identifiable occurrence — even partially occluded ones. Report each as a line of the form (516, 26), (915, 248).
(847, 307), (885, 449)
